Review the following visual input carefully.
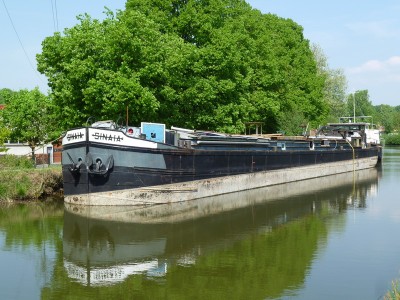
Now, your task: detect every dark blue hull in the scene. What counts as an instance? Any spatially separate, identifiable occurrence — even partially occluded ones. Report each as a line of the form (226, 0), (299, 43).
(62, 141), (381, 197)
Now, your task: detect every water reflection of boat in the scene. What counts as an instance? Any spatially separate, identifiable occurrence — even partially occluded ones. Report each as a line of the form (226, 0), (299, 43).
(63, 168), (379, 288)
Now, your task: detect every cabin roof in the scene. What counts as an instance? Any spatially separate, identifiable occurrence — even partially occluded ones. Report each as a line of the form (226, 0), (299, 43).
(328, 122), (370, 126)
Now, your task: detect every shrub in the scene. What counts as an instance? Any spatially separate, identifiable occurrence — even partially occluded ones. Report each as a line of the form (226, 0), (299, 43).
(15, 175), (30, 198)
(383, 134), (400, 146)
(0, 154), (34, 169)
(0, 183), (6, 199)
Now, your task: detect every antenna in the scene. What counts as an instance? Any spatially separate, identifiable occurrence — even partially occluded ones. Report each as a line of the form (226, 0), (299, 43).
(126, 106), (129, 127)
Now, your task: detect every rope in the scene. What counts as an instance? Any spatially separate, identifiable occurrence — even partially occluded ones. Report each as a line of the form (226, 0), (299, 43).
(345, 138), (356, 173)
(343, 138), (357, 207)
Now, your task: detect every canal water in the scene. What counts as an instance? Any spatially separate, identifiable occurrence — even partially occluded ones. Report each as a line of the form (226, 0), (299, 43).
(0, 147), (399, 300)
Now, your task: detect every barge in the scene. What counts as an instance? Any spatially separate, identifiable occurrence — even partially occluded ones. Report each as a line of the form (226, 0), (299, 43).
(62, 119), (382, 206)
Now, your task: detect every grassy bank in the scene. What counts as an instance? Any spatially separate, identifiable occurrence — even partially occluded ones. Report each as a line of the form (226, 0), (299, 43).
(0, 155), (63, 201)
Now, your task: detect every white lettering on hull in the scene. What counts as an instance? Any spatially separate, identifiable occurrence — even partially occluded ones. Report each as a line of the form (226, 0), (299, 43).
(63, 128), (159, 149)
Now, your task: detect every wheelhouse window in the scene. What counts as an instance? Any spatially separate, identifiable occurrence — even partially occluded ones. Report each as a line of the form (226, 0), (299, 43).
(321, 140), (330, 147)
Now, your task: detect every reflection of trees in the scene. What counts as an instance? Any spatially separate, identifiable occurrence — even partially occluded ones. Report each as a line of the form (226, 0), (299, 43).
(0, 201), (64, 294)
(88, 225), (116, 254)
(159, 216), (325, 300)
(0, 201), (63, 249)
(40, 168), (379, 299)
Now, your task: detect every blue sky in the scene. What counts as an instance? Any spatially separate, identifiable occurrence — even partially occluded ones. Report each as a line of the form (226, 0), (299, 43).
(250, 0), (400, 107)
(1, 1), (399, 106)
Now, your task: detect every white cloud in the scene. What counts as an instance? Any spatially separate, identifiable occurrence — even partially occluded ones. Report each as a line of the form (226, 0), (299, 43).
(345, 56), (400, 105)
(347, 56), (400, 74)
(350, 60), (384, 73)
(387, 56), (400, 65)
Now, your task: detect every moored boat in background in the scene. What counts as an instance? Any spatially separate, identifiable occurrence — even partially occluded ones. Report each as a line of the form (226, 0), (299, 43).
(62, 118), (382, 206)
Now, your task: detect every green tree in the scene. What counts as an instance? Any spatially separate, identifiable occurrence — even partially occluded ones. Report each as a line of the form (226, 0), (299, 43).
(0, 88), (16, 104)
(311, 44), (347, 122)
(0, 127), (10, 152)
(0, 88), (55, 160)
(0, 89), (13, 152)
(394, 109), (400, 131)
(38, 1), (326, 134)
(346, 90), (374, 120)
(37, 11), (177, 130)
(374, 104), (395, 133)
(126, 0), (327, 133)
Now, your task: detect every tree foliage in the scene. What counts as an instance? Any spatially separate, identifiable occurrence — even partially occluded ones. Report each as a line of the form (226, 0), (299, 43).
(373, 104), (400, 134)
(0, 89), (13, 152)
(0, 126), (10, 152)
(0, 88), (56, 158)
(343, 90), (400, 135)
(0, 88), (15, 104)
(37, 0), (326, 134)
(346, 90), (375, 120)
(311, 44), (347, 123)
(384, 133), (400, 145)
